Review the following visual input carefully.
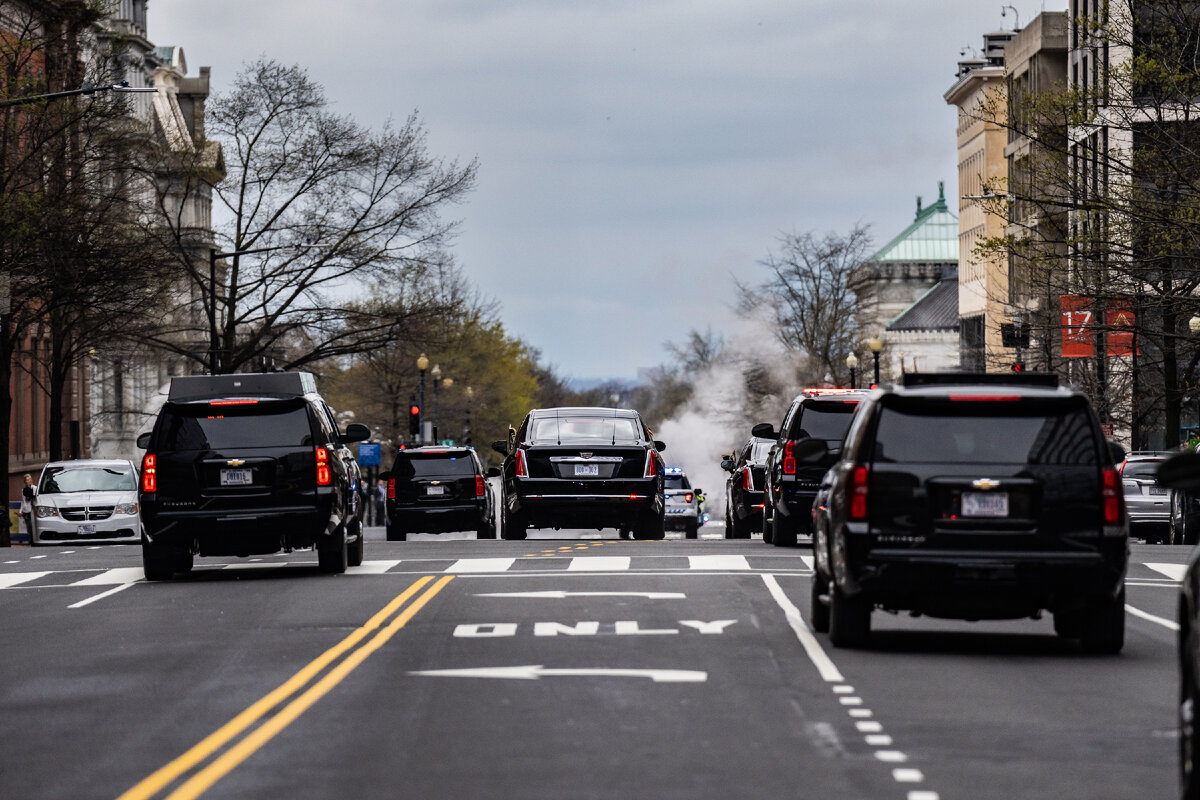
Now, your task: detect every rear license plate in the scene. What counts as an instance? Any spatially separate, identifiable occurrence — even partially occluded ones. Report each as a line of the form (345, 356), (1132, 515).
(426, 485), (445, 496)
(220, 468), (252, 486)
(1150, 486), (1168, 496)
(574, 464), (599, 477)
(78, 524), (96, 535)
(961, 491), (1009, 517)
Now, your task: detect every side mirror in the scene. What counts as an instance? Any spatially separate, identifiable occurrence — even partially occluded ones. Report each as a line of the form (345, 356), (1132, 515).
(491, 440), (509, 456)
(1108, 440), (1126, 464)
(1157, 452), (1200, 491)
(654, 441), (667, 452)
(486, 467), (501, 478)
(342, 423), (371, 443)
(751, 422), (776, 440)
(720, 457), (734, 472)
(136, 432), (151, 449)
(694, 488), (703, 496)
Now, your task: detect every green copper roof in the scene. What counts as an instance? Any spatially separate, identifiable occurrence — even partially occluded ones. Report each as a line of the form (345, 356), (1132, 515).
(867, 182), (959, 264)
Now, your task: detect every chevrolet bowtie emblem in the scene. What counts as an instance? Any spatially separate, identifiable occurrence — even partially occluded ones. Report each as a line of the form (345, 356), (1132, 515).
(227, 459), (245, 467)
(580, 453), (592, 458)
(972, 478), (1000, 490)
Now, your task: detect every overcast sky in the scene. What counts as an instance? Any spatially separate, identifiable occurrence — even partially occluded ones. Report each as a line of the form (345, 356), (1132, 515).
(151, 1), (1047, 382)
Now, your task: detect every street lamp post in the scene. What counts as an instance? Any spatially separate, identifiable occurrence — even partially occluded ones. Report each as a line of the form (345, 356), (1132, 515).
(464, 386), (474, 445)
(416, 353), (429, 445)
(1190, 317), (1200, 442)
(0, 79), (156, 108)
(868, 337), (883, 387)
(846, 352), (859, 390)
(430, 364), (442, 443)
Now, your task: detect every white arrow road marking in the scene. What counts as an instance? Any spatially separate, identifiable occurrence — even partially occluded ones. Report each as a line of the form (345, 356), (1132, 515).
(1145, 562), (1188, 582)
(678, 620), (738, 634)
(446, 558), (516, 573)
(409, 665), (707, 683)
(0, 571), (49, 588)
(473, 591), (686, 599)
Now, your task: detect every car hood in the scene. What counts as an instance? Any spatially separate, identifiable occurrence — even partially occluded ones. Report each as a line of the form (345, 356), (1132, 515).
(38, 491), (136, 506)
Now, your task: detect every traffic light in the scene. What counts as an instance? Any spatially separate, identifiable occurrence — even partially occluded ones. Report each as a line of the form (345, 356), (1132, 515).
(408, 403), (421, 436)
(1011, 361), (1025, 373)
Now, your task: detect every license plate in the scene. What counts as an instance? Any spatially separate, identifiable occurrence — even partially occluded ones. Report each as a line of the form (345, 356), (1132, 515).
(426, 485), (445, 496)
(574, 464), (599, 477)
(220, 468), (252, 486)
(1150, 486), (1168, 496)
(961, 491), (1009, 517)
(78, 524), (96, 535)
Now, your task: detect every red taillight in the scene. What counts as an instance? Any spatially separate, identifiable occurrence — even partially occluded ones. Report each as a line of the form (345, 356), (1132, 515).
(848, 465), (869, 521)
(684, 492), (694, 503)
(209, 399), (259, 406)
(515, 449), (527, 478)
(783, 441), (796, 475)
(387, 478), (395, 499)
(1102, 467), (1123, 525)
(476, 475), (486, 497)
(743, 469), (752, 490)
(644, 452), (657, 478)
(947, 395), (1021, 402)
(141, 454), (156, 493)
(315, 447), (331, 486)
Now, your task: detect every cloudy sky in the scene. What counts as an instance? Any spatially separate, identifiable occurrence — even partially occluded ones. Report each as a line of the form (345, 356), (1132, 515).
(151, 1), (1044, 382)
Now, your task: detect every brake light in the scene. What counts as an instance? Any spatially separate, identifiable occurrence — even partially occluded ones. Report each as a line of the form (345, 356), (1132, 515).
(684, 492), (694, 503)
(209, 399), (259, 406)
(476, 475), (486, 497)
(315, 447), (331, 486)
(141, 454), (156, 493)
(783, 441), (796, 475)
(848, 465), (869, 521)
(644, 451), (657, 478)
(387, 478), (395, 499)
(743, 469), (752, 490)
(515, 449), (527, 478)
(948, 395), (1021, 402)
(1118, 461), (1126, 475)
(1102, 467), (1124, 525)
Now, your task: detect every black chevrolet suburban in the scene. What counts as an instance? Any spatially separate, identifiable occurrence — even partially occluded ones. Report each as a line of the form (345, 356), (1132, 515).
(809, 373), (1128, 652)
(137, 372), (370, 579)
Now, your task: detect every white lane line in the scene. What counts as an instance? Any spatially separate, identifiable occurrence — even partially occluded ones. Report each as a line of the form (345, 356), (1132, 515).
(760, 574), (844, 682)
(893, 769), (925, 782)
(69, 582), (135, 609)
(70, 568), (144, 586)
(348, 560), (402, 575)
(907, 792), (940, 800)
(856, 721), (884, 733)
(446, 558), (517, 573)
(875, 751), (909, 763)
(1126, 603), (1180, 631)
(839, 696), (863, 705)
(1145, 563), (1188, 582)
(568, 557), (630, 572)
(866, 734), (894, 746)
(849, 708), (873, 718)
(689, 554), (750, 571)
(0, 572), (50, 588)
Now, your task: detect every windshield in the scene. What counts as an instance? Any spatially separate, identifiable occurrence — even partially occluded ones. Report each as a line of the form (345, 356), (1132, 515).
(530, 417), (640, 443)
(394, 454), (476, 479)
(39, 465), (136, 494)
(665, 475), (691, 491)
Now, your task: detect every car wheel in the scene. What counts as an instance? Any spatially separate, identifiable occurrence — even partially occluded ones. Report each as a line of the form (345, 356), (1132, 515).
(773, 513), (797, 547)
(1188, 509), (1200, 547)
(173, 546), (194, 574)
(633, 513), (665, 540)
(685, 522), (698, 540)
(385, 519), (406, 542)
(810, 572), (831, 634)
(1079, 589), (1125, 654)
(724, 506), (733, 539)
(317, 529), (348, 574)
(1174, 511), (1185, 546)
(477, 517), (497, 539)
(347, 520), (365, 567)
(1052, 608), (1083, 639)
(762, 509), (774, 544)
(828, 584), (871, 648)
(618, 527), (632, 540)
(502, 508), (527, 540)
(142, 541), (177, 582)
(1182, 618), (1200, 799)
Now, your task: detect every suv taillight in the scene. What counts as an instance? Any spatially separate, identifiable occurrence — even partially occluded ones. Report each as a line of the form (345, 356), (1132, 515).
(1102, 467), (1124, 525)
(315, 447), (331, 486)
(644, 451), (658, 478)
(783, 441), (796, 475)
(476, 475), (486, 497)
(141, 454), (156, 493)
(743, 469), (752, 490)
(387, 478), (395, 499)
(515, 449), (528, 478)
(847, 465), (869, 521)
(684, 492), (694, 503)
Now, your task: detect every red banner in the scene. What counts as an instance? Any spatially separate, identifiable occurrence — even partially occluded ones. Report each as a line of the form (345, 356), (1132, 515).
(1060, 295), (1136, 358)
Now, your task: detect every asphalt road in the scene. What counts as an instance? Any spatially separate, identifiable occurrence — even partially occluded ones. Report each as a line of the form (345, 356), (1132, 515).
(0, 525), (1182, 800)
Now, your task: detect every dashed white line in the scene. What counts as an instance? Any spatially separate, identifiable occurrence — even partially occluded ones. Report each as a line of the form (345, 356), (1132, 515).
(893, 769), (925, 782)
(1126, 603), (1180, 631)
(866, 734), (894, 746)
(69, 582), (135, 608)
(839, 696), (863, 706)
(875, 751), (909, 763)
(856, 721), (884, 733)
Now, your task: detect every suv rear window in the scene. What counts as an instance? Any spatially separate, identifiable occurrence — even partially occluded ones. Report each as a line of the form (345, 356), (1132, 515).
(665, 475), (691, 491)
(157, 400), (314, 450)
(873, 398), (1098, 465)
(394, 454), (476, 479)
(1122, 461), (1162, 479)
(787, 401), (859, 441)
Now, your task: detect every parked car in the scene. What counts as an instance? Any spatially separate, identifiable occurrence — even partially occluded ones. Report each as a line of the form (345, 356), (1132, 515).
(755, 388), (869, 547)
(492, 407), (666, 540)
(721, 436), (772, 539)
(136, 372), (370, 579)
(1118, 451), (1172, 543)
(31, 459), (141, 546)
(383, 446), (498, 540)
(809, 372), (1128, 653)
(663, 467), (702, 539)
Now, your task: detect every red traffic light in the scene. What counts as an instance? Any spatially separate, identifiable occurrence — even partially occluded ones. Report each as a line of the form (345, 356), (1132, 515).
(410, 405), (420, 415)
(1011, 362), (1025, 373)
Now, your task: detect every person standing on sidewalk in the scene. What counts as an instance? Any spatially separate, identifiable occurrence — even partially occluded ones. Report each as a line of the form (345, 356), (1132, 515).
(20, 473), (35, 543)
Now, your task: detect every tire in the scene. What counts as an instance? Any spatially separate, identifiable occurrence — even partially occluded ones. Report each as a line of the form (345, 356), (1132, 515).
(762, 508), (774, 544)
(347, 520), (365, 567)
(828, 584), (871, 648)
(385, 519), (406, 542)
(1182, 622), (1200, 800)
(810, 572), (831, 634)
(1053, 609), (1083, 640)
(174, 546), (194, 574)
(142, 541), (176, 582)
(477, 517), (497, 539)
(773, 513), (798, 547)
(1079, 589), (1125, 654)
(633, 512), (665, 541)
(685, 522), (698, 540)
(501, 508), (527, 540)
(1173, 512), (1185, 546)
(618, 527), (632, 540)
(317, 529), (348, 574)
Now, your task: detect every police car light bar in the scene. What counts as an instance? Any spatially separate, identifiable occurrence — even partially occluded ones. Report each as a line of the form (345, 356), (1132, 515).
(664, 467), (684, 475)
(801, 387), (858, 395)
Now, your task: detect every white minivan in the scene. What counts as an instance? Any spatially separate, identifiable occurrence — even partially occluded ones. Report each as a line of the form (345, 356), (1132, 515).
(32, 459), (141, 546)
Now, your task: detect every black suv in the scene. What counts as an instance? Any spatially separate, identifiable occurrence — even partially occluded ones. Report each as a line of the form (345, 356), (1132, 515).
(721, 435), (772, 539)
(809, 373), (1128, 652)
(383, 446), (498, 540)
(493, 407), (666, 540)
(755, 389), (869, 547)
(137, 372), (370, 580)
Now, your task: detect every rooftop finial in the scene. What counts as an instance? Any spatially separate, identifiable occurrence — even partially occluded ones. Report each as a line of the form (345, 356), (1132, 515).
(916, 196), (923, 215)
(938, 180), (945, 202)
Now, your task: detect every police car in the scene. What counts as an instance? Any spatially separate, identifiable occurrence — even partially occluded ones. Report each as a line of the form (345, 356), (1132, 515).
(663, 467), (702, 539)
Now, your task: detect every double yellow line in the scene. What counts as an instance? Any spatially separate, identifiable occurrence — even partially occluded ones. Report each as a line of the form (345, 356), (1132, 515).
(118, 575), (453, 800)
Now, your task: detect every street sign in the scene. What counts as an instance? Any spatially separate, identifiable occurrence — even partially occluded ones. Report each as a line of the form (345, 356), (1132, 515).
(357, 443), (382, 466)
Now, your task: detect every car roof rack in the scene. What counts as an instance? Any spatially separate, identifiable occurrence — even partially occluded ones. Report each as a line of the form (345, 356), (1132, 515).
(901, 372), (1059, 389)
(168, 372), (317, 402)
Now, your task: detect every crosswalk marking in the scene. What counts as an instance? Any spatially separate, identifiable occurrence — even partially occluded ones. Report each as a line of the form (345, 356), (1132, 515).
(446, 558), (517, 573)
(348, 560), (402, 575)
(70, 568), (144, 586)
(0, 571), (49, 588)
(687, 555), (750, 571)
(1145, 563), (1188, 582)
(568, 557), (631, 571)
